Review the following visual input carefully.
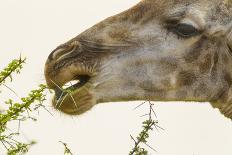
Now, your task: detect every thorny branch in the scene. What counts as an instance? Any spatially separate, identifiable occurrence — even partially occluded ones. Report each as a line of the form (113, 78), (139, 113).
(129, 101), (164, 155)
(0, 56), (26, 85)
(0, 57), (50, 154)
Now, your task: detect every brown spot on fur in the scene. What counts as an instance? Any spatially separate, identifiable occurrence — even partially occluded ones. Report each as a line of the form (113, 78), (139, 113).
(176, 71), (197, 86)
(158, 57), (178, 73)
(194, 83), (208, 98)
(153, 57), (178, 76)
(199, 53), (212, 74)
(108, 28), (131, 41)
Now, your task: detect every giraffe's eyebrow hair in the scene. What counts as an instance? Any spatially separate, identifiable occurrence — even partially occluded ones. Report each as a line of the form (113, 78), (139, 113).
(164, 8), (187, 21)
(164, 7), (207, 31)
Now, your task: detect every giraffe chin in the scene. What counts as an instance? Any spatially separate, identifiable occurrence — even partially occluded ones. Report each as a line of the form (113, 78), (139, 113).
(52, 84), (96, 115)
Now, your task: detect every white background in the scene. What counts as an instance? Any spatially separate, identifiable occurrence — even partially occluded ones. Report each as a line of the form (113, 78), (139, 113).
(0, 0), (232, 155)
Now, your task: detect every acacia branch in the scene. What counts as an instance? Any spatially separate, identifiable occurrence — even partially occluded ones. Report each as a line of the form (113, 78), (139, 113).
(0, 57), (51, 154)
(0, 57), (26, 85)
(129, 101), (163, 155)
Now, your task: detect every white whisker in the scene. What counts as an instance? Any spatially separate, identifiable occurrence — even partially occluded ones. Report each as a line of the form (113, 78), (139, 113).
(68, 93), (78, 110)
(50, 79), (62, 90)
(58, 94), (68, 109)
(56, 92), (64, 108)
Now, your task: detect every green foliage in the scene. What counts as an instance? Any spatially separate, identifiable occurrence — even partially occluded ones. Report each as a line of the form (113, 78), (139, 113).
(0, 57), (26, 85)
(129, 102), (163, 155)
(0, 84), (47, 133)
(0, 57), (49, 154)
(6, 140), (36, 155)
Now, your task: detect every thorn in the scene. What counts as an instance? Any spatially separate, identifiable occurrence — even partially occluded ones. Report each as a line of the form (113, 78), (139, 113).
(133, 101), (147, 110)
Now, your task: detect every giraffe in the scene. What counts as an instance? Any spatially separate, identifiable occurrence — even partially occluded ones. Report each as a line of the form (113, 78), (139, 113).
(44, 0), (232, 120)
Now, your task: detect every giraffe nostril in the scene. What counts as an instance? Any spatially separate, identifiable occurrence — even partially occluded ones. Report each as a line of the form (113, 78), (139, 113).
(49, 41), (80, 61)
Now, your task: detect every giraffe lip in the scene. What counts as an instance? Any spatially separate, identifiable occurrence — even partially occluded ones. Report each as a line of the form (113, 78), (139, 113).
(54, 75), (91, 101)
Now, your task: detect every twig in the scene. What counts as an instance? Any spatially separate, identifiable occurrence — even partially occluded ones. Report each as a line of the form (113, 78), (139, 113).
(59, 141), (74, 155)
(129, 101), (162, 155)
(0, 57), (52, 155)
(0, 57), (26, 84)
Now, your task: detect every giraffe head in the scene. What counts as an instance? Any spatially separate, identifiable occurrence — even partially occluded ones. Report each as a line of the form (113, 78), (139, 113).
(44, 0), (232, 119)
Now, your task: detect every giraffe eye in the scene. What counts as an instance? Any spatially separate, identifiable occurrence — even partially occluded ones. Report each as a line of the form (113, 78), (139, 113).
(173, 23), (200, 38)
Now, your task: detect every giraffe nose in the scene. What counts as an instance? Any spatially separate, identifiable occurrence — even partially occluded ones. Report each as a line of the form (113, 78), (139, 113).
(48, 40), (81, 61)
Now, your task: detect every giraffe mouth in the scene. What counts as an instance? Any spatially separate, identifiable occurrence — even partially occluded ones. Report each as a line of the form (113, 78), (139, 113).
(54, 75), (91, 101)
(51, 73), (95, 115)
(44, 41), (99, 115)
